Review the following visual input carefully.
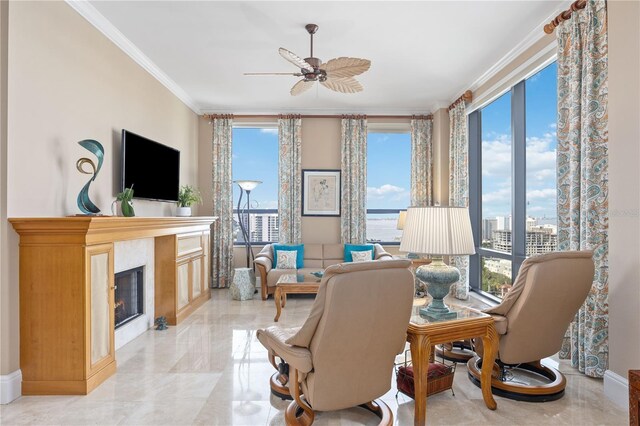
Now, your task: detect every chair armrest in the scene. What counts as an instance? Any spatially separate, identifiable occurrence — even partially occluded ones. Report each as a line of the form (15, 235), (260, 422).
(254, 256), (272, 273)
(257, 326), (313, 374)
(487, 313), (508, 335)
(373, 243), (393, 260)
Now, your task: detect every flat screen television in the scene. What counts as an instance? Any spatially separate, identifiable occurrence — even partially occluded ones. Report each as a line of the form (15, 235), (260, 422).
(121, 129), (180, 202)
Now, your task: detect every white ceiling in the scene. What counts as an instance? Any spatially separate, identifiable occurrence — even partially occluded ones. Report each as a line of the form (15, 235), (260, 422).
(86, 1), (564, 115)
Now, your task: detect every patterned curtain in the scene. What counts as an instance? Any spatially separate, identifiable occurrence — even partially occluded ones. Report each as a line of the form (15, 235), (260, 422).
(556, 0), (609, 378)
(211, 116), (234, 288)
(411, 117), (434, 207)
(449, 102), (470, 300)
(278, 116), (302, 244)
(341, 116), (368, 244)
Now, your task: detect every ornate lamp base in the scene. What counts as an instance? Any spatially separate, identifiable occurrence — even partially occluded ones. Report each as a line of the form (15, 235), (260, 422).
(415, 257), (460, 321)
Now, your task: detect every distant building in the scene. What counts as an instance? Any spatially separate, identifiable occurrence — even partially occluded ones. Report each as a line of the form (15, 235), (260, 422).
(484, 257), (512, 277)
(482, 218), (497, 241)
(492, 228), (557, 256)
(236, 213), (279, 242)
(495, 215), (511, 232)
(251, 213), (279, 242)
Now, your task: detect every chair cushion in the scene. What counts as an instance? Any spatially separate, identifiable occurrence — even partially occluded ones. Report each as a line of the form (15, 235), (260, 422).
(273, 244), (304, 269)
(344, 244), (375, 262)
(266, 269), (297, 287)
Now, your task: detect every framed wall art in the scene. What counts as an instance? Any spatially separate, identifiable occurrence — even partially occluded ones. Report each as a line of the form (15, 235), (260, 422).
(302, 169), (341, 216)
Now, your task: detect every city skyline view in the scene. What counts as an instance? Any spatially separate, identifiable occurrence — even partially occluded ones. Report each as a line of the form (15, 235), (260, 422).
(232, 63), (558, 246)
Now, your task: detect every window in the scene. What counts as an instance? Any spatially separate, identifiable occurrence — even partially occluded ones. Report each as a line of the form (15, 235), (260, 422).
(366, 131), (411, 244)
(469, 62), (558, 300)
(232, 127), (279, 244)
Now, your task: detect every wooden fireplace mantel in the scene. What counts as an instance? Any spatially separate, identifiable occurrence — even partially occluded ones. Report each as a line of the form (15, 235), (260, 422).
(10, 216), (216, 245)
(9, 216), (217, 395)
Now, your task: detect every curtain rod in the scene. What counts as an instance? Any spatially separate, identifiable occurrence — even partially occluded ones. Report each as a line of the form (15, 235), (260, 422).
(448, 90), (473, 111)
(202, 113), (433, 120)
(544, 0), (586, 34)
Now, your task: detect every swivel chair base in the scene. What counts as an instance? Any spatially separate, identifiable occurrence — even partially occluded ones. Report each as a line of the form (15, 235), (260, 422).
(270, 372), (293, 400)
(286, 397), (392, 426)
(467, 356), (566, 402)
(268, 353), (292, 400)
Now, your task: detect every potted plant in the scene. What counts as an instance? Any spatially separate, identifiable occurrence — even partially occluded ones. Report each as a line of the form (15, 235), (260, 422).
(113, 186), (135, 217)
(177, 185), (202, 217)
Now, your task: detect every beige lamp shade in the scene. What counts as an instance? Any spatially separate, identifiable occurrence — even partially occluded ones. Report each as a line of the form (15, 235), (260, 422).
(396, 210), (407, 230)
(399, 206), (476, 256)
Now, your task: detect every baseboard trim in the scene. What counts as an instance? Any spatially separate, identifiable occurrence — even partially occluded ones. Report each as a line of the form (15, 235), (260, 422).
(0, 369), (22, 404)
(604, 369), (629, 410)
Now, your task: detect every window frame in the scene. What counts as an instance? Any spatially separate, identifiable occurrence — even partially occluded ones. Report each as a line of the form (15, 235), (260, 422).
(366, 126), (411, 245)
(231, 124), (279, 246)
(468, 63), (556, 300)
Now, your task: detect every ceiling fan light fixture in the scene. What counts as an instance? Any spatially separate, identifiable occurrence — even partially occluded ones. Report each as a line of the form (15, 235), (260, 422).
(246, 23), (371, 96)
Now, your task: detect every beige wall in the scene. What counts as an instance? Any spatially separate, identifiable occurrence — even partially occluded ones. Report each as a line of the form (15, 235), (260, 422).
(1, 1), (200, 375)
(1, 0), (11, 375)
(197, 116), (423, 268)
(607, 0), (640, 379)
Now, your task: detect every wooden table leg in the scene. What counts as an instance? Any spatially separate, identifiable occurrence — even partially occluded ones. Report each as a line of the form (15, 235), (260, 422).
(274, 286), (282, 322)
(409, 333), (431, 426)
(282, 292), (287, 308)
(480, 323), (499, 410)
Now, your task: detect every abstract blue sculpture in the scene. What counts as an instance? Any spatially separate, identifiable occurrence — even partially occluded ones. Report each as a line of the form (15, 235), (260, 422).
(76, 139), (104, 215)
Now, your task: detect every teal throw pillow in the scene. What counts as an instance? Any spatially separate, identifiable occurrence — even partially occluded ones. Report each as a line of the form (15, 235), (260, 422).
(272, 244), (304, 269)
(344, 243), (375, 262)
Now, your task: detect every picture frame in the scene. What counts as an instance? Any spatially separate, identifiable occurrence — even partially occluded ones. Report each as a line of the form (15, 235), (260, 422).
(302, 169), (341, 216)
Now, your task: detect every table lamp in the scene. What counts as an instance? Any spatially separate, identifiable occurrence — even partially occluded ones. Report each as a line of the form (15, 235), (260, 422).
(235, 180), (262, 268)
(400, 206), (476, 320)
(397, 210), (419, 259)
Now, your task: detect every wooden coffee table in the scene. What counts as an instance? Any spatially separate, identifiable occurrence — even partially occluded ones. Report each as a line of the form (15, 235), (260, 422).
(273, 273), (321, 322)
(407, 302), (498, 426)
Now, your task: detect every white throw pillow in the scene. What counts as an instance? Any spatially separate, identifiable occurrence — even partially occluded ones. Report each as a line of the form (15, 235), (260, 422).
(351, 250), (373, 263)
(276, 250), (298, 269)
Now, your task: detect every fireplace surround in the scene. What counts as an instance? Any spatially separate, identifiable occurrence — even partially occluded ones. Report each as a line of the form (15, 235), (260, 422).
(114, 266), (144, 329)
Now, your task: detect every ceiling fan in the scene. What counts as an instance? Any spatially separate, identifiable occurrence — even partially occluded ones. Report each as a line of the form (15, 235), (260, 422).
(244, 24), (371, 96)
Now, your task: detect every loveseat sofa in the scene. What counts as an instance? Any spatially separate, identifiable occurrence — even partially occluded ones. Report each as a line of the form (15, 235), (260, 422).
(254, 243), (392, 300)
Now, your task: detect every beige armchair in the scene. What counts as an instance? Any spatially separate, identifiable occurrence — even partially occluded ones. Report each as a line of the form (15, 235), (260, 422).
(257, 259), (414, 425)
(467, 251), (595, 402)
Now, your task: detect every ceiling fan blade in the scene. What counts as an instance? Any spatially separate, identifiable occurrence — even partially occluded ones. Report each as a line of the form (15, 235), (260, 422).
(322, 57), (371, 79)
(279, 48), (314, 72)
(321, 77), (363, 94)
(290, 79), (315, 96)
(244, 72), (303, 76)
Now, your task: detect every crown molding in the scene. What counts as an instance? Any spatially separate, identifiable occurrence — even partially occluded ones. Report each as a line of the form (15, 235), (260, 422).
(464, 0), (571, 94)
(200, 106), (434, 116)
(65, 0), (201, 114)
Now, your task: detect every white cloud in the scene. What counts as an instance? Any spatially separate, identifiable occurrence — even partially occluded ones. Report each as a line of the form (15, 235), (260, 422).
(367, 184), (406, 198)
(481, 134), (511, 179)
(260, 128), (278, 135)
(526, 188), (556, 200)
(483, 187), (511, 204)
(255, 200), (278, 209)
(549, 123), (557, 129)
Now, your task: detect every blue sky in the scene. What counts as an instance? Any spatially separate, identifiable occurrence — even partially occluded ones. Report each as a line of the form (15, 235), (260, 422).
(481, 61), (557, 219)
(232, 62), (557, 219)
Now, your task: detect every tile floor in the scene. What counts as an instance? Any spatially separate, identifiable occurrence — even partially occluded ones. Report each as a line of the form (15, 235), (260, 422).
(0, 290), (628, 425)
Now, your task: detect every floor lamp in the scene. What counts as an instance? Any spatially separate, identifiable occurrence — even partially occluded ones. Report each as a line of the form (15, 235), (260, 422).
(235, 180), (262, 268)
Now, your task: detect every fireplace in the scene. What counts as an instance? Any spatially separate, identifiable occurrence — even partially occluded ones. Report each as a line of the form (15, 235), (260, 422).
(114, 266), (144, 329)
